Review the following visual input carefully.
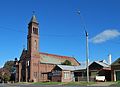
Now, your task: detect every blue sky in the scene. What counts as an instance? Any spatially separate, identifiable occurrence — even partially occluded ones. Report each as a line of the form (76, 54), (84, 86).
(0, 0), (120, 67)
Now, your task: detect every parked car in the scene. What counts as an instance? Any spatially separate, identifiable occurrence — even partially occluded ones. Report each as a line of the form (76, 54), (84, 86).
(96, 76), (106, 82)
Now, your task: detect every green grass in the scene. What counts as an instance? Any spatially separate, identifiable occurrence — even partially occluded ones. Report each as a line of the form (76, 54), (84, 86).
(64, 82), (95, 86)
(16, 81), (120, 86)
(105, 81), (119, 86)
(33, 82), (65, 85)
(115, 81), (120, 86)
(117, 81), (120, 84)
(33, 81), (95, 86)
(16, 82), (33, 84)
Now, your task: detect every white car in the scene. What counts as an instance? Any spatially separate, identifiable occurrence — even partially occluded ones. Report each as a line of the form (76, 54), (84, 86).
(96, 76), (106, 82)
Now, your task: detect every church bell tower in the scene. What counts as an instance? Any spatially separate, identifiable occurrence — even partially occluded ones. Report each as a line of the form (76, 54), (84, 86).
(27, 15), (40, 82)
(27, 15), (39, 56)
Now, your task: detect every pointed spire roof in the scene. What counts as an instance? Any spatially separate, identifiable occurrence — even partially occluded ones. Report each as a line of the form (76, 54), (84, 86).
(29, 15), (38, 24)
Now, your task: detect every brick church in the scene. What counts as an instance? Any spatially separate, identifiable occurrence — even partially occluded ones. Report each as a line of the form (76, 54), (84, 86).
(15, 15), (80, 82)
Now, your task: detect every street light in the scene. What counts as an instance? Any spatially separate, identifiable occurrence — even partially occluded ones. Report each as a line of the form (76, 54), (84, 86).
(77, 10), (89, 82)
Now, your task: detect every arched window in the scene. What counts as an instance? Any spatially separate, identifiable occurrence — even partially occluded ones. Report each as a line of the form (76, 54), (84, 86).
(34, 40), (37, 50)
(33, 27), (38, 35)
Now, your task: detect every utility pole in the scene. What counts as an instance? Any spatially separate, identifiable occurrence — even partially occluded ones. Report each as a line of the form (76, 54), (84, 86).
(77, 10), (89, 82)
(85, 31), (89, 83)
(38, 61), (39, 82)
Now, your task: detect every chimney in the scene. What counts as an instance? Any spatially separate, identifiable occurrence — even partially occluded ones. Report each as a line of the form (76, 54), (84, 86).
(108, 54), (112, 65)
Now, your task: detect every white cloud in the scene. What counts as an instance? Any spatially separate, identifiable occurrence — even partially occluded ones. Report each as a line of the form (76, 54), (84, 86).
(90, 29), (120, 43)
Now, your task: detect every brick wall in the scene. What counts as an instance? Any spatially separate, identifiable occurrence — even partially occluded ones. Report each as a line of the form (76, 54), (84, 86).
(30, 60), (55, 82)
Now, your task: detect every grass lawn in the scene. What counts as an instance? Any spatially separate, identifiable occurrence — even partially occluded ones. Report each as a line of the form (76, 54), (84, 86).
(33, 81), (95, 86)
(17, 81), (120, 86)
(113, 81), (120, 86)
(105, 81), (120, 86)
(64, 82), (95, 86)
(33, 82), (65, 85)
(117, 81), (120, 84)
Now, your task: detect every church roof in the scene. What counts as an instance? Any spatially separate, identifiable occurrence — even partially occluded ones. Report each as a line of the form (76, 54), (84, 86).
(20, 51), (80, 66)
(29, 15), (38, 24)
(39, 52), (80, 66)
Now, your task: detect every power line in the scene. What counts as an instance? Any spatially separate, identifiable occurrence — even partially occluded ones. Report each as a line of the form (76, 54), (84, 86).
(0, 25), (26, 34)
(0, 25), (85, 38)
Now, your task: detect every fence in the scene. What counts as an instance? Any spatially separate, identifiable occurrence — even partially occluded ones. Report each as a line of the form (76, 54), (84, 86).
(74, 76), (95, 82)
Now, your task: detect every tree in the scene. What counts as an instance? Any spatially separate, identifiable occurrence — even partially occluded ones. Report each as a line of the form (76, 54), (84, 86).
(3, 60), (14, 72)
(0, 68), (10, 82)
(0, 60), (15, 82)
(61, 60), (72, 65)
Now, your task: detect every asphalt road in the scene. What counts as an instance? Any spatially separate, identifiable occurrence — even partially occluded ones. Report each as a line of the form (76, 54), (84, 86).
(0, 83), (118, 87)
(0, 84), (84, 87)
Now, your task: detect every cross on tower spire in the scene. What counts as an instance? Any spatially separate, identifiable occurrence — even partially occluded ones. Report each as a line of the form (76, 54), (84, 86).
(29, 11), (38, 24)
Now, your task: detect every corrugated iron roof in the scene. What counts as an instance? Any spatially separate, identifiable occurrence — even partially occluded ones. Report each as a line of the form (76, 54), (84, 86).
(94, 61), (109, 68)
(39, 52), (80, 66)
(57, 65), (86, 71)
